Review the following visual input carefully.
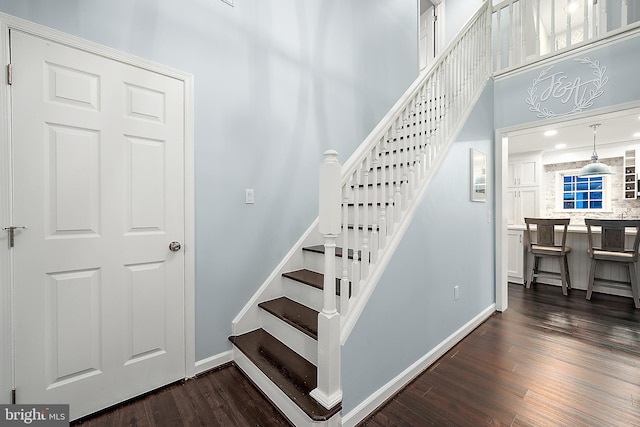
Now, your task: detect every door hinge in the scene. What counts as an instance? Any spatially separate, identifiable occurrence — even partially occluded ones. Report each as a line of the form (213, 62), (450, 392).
(7, 63), (12, 85)
(11, 388), (15, 404)
(433, 15), (438, 22)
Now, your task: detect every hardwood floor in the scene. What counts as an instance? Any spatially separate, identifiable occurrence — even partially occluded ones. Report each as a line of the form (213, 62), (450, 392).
(72, 364), (293, 427)
(73, 283), (640, 426)
(360, 283), (640, 426)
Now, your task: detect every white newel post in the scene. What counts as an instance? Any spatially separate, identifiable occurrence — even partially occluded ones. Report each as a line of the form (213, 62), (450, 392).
(311, 149), (343, 409)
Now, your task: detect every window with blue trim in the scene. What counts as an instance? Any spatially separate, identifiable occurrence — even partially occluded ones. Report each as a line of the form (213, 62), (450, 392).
(562, 175), (603, 210)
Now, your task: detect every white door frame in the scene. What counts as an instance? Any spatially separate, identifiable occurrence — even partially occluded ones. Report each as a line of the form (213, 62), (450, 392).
(0, 12), (196, 404)
(494, 100), (640, 314)
(417, 0), (445, 73)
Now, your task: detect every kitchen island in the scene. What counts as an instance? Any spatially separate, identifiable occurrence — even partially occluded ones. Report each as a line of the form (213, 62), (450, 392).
(508, 223), (636, 300)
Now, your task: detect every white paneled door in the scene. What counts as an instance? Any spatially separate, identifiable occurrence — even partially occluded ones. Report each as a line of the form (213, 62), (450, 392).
(10, 30), (186, 420)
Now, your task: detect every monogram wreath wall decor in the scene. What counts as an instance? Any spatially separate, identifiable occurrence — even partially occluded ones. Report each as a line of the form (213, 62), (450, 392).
(525, 57), (609, 119)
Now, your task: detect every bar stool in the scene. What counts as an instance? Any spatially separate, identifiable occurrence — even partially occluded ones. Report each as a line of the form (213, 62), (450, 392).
(524, 218), (572, 295)
(585, 219), (640, 309)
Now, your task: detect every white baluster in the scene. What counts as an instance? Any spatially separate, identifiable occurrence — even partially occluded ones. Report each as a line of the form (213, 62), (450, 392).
(443, 56), (449, 141)
(566, 0), (572, 48)
(462, 36), (468, 107)
(550, 0), (556, 51)
(590, 0), (598, 37)
(417, 92), (426, 182)
(426, 84), (433, 169)
(495, 5), (503, 71)
(508, 2), (515, 66)
(394, 118), (403, 221)
(459, 40), (463, 100)
(487, 6), (493, 74)
(621, 0), (628, 28)
(371, 144), (379, 265)
(351, 169), (360, 298)
(599, 0), (609, 34)
(444, 55), (451, 134)
(312, 149), (342, 410)
(407, 104), (416, 200)
(422, 89), (429, 177)
(536, 0), (542, 56)
(401, 112), (410, 211)
(434, 69), (442, 156)
(340, 183), (350, 315)
(385, 128), (395, 235)
(361, 157), (370, 281)
(520, 0), (527, 63)
(583, 0), (590, 40)
(380, 128), (393, 237)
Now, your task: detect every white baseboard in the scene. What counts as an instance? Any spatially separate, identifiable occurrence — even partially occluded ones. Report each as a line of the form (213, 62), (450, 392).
(193, 350), (233, 376)
(341, 304), (496, 427)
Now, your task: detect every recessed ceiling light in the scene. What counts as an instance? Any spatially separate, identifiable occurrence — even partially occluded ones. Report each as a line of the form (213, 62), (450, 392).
(567, 2), (579, 13)
(555, 143), (567, 149)
(634, 132), (640, 138)
(544, 130), (557, 137)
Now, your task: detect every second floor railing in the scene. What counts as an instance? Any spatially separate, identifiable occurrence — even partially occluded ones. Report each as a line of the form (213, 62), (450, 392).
(493, 0), (640, 73)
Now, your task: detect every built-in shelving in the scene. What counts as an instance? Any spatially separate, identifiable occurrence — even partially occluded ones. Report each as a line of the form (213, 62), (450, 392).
(624, 149), (636, 200)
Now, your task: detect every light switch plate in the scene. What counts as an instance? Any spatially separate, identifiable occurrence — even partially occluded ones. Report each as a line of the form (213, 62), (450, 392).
(245, 189), (254, 204)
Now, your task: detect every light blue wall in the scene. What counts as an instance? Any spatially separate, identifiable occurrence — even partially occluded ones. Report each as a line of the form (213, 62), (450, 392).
(495, 33), (640, 131)
(341, 79), (495, 414)
(0, 0), (418, 360)
(444, 0), (483, 46)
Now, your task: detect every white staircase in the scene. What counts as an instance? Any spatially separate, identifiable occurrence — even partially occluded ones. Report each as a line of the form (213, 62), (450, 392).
(229, 2), (493, 426)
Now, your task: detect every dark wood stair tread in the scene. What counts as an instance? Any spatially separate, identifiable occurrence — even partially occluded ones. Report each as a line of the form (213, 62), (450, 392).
(346, 202), (392, 207)
(282, 269), (350, 296)
(229, 329), (341, 421)
(353, 180), (404, 188)
(259, 297), (318, 340)
(303, 245), (360, 260)
(344, 224), (376, 231)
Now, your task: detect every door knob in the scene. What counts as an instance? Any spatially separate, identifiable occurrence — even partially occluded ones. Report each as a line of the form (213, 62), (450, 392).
(169, 241), (182, 252)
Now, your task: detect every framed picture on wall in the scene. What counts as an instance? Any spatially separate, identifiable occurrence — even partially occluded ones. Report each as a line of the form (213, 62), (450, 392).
(471, 148), (487, 202)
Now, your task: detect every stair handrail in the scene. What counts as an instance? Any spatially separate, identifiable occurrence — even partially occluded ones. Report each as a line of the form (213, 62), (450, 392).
(341, 1), (493, 183)
(313, 0), (493, 409)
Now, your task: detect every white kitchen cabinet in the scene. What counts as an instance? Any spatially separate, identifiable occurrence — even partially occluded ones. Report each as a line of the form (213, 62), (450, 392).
(507, 156), (541, 225)
(508, 159), (539, 187)
(507, 187), (539, 225)
(507, 229), (525, 284)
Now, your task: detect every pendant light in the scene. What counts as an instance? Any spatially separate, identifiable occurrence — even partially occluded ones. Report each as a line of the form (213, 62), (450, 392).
(578, 123), (612, 177)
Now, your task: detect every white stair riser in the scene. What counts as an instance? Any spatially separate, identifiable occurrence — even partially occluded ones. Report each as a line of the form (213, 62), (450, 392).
(281, 277), (344, 315)
(303, 250), (370, 280)
(339, 229), (381, 250)
(345, 205), (392, 224)
(282, 278), (324, 312)
(350, 185), (404, 203)
(260, 310), (318, 366)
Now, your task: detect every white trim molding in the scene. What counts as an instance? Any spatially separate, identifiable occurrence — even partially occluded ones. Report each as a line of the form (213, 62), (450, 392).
(341, 304), (496, 427)
(496, 99), (640, 320)
(194, 351), (234, 376)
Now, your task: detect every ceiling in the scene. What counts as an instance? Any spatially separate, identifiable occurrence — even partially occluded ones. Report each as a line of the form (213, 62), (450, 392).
(507, 107), (640, 155)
